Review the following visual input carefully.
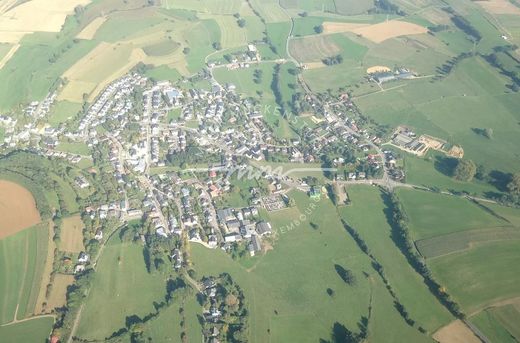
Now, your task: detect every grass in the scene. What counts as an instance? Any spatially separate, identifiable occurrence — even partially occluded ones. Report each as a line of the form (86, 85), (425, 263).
(76, 238), (168, 340)
(429, 239), (520, 314)
(56, 141), (90, 156)
(356, 56), (520, 174)
(0, 127), (4, 142)
(145, 65), (182, 82)
(266, 22), (291, 58)
(396, 188), (506, 240)
(48, 100), (82, 126)
(143, 40), (180, 56)
(0, 223), (48, 324)
(191, 189), (436, 342)
(339, 185), (453, 332)
(471, 308), (519, 343)
(0, 316), (54, 342)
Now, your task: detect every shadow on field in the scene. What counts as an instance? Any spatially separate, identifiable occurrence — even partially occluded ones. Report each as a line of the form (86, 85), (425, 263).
(433, 156), (457, 177)
(488, 170), (512, 192)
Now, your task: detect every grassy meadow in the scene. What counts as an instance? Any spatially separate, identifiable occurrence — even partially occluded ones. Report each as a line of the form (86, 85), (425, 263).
(191, 188), (438, 342)
(76, 238), (168, 340)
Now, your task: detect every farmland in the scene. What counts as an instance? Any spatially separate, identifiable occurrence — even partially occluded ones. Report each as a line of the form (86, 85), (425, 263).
(191, 188), (437, 342)
(59, 215), (85, 253)
(396, 188), (505, 240)
(429, 240), (520, 314)
(339, 186), (453, 333)
(0, 222), (48, 324)
(0, 316), (54, 342)
(75, 238), (168, 340)
(0, 180), (41, 239)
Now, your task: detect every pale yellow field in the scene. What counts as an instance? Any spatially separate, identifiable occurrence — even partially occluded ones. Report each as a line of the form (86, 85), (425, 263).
(200, 14), (247, 48)
(59, 215), (85, 253)
(433, 320), (481, 343)
(0, 42), (18, 69)
(322, 21), (368, 34)
(0, 0), (91, 43)
(476, 0), (520, 15)
(76, 16), (107, 40)
(59, 42), (146, 102)
(352, 20), (428, 43)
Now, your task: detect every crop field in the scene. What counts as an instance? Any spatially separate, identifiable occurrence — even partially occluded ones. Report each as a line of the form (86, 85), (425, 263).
(162, 0), (244, 14)
(0, 222), (48, 324)
(339, 185), (453, 332)
(250, 0), (289, 23)
(59, 215), (85, 253)
(471, 301), (520, 343)
(76, 16), (107, 40)
(0, 0), (90, 43)
(396, 188), (505, 240)
(76, 238), (168, 340)
(192, 188), (442, 342)
(59, 42), (144, 102)
(429, 239), (520, 314)
(416, 226), (520, 258)
(0, 180), (41, 239)
(290, 35), (341, 62)
(433, 319), (481, 343)
(266, 22), (291, 58)
(0, 316), (54, 342)
(46, 274), (74, 311)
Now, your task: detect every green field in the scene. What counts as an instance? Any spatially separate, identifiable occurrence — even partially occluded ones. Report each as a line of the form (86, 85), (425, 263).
(339, 186), (453, 332)
(56, 141), (91, 156)
(356, 56), (520, 174)
(192, 188), (436, 342)
(76, 238), (168, 340)
(416, 226), (520, 258)
(0, 316), (54, 342)
(0, 223), (48, 324)
(48, 100), (82, 127)
(397, 188), (505, 240)
(429, 240), (520, 314)
(471, 302), (520, 343)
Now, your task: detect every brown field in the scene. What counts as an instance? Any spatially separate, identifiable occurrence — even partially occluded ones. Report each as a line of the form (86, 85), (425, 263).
(367, 65), (391, 74)
(46, 274), (74, 310)
(322, 21), (369, 34)
(433, 320), (481, 343)
(0, 180), (41, 239)
(76, 16), (107, 40)
(59, 215), (85, 253)
(476, 0), (520, 15)
(0, 0), (91, 43)
(352, 20), (428, 43)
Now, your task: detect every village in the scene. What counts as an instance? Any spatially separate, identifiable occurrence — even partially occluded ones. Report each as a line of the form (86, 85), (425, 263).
(0, 52), (410, 275)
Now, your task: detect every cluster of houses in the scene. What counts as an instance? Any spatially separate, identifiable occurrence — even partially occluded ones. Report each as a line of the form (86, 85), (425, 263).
(217, 207), (271, 256)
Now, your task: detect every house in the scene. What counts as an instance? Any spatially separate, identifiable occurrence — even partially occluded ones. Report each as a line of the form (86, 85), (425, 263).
(94, 229), (103, 240)
(216, 208), (235, 223)
(248, 234), (262, 256)
(74, 264), (85, 274)
(78, 252), (90, 264)
(256, 221), (272, 236)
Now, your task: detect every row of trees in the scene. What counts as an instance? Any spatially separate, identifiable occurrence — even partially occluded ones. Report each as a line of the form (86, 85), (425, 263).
(385, 192), (466, 319)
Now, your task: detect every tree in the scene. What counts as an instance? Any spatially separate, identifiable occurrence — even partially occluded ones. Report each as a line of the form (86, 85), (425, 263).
(314, 24), (324, 34)
(483, 128), (493, 139)
(182, 47), (190, 54)
(453, 159), (476, 181)
(507, 173), (520, 195)
(237, 18), (246, 27)
(212, 42), (222, 50)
